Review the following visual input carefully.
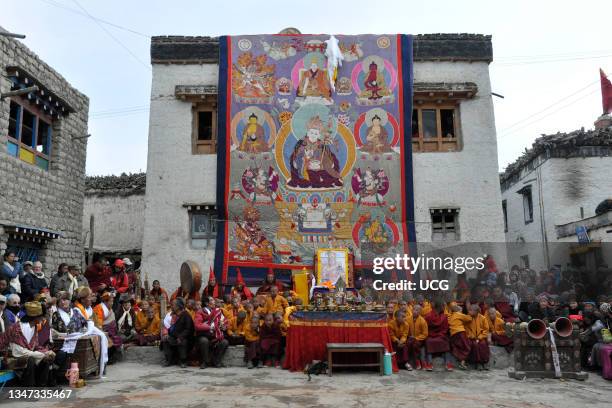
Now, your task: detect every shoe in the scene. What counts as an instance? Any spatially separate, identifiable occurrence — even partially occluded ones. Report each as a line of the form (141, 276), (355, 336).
(415, 360), (422, 370)
(247, 361), (254, 369)
(405, 363), (413, 371)
(264, 360), (272, 367)
(458, 361), (467, 370)
(200, 363), (207, 369)
(478, 364), (483, 371)
(180, 363), (187, 368)
(446, 362), (454, 372)
(483, 363), (490, 371)
(426, 363), (433, 371)
(274, 360), (281, 369)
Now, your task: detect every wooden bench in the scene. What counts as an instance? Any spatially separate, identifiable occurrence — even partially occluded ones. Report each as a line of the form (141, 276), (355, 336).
(326, 343), (385, 376)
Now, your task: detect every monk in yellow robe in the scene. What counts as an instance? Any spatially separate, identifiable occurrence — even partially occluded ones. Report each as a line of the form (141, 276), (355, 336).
(264, 286), (288, 315)
(486, 307), (513, 352)
(136, 307), (161, 346)
(410, 304), (429, 369)
(448, 303), (472, 369)
(389, 310), (413, 370)
(466, 304), (490, 369)
(244, 317), (260, 369)
(227, 310), (247, 345)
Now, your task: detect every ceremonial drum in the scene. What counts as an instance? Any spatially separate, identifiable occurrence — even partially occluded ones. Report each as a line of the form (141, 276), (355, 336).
(180, 260), (202, 294)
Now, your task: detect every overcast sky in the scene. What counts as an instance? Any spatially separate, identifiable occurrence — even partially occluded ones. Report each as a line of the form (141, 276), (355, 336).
(3, 0), (612, 175)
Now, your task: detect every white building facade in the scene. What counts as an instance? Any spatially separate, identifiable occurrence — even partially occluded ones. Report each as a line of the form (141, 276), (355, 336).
(501, 123), (612, 273)
(143, 34), (507, 290)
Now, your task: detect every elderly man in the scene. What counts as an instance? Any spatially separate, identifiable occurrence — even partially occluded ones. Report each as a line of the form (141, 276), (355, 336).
(21, 261), (48, 302)
(6, 293), (21, 321)
(54, 265), (89, 298)
(5, 302), (56, 386)
(162, 298), (194, 368)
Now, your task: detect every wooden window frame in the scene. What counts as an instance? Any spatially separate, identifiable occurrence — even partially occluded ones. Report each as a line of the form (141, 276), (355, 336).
(7, 97), (52, 169)
(518, 186), (534, 224)
(192, 100), (217, 155)
(430, 208), (460, 241)
(189, 209), (217, 249)
(412, 103), (461, 153)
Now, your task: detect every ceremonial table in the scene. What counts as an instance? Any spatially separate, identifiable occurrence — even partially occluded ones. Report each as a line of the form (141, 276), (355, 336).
(283, 311), (398, 372)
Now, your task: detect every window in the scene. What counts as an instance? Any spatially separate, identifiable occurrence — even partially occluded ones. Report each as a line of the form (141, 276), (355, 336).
(6, 99), (52, 170)
(518, 186), (533, 224)
(412, 104), (460, 152)
(520, 255), (530, 269)
(193, 103), (217, 154)
(431, 208), (459, 241)
(502, 200), (508, 232)
(190, 209), (216, 249)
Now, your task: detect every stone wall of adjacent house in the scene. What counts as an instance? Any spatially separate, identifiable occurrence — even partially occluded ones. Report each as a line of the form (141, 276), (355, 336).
(0, 31), (89, 275)
(83, 193), (145, 254)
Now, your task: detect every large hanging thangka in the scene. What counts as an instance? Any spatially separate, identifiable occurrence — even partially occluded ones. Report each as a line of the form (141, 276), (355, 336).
(215, 34), (415, 282)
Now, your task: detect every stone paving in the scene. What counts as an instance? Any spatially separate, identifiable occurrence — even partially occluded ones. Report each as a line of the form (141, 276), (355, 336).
(4, 346), (612, 408)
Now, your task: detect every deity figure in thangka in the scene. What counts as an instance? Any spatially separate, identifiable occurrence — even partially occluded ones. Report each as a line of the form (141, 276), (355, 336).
(360, 59), (391, 100)
(239, 113), (267, 153)
(241, 166), (280, 204)
(351, 168), (389, 206)
(233, 206), (274, 260)
(288, 115), (343, 189)
(296, 53), (332, 101)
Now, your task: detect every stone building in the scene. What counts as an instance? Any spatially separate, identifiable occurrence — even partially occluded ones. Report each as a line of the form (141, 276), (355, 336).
(143, 33), (507, 290)
(0, 28), (89, 273)
(83, 173), (146, 265)
(500, 117), (612, 273)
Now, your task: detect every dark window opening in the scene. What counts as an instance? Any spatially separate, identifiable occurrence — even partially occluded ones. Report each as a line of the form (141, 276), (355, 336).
(36, 120), (51, 155)
(9, 101), (20, 140)
(440, 109), (455, 138)
(198, 111), (213, 141)
(422, 109), (437, 138)
(21, 109), (35, 147)
(191, 210), (217, 249)
(411, 109), (419, 138)
(502, 200), (508, 232)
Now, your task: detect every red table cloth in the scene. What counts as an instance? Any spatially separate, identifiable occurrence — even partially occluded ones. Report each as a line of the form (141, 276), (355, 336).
(283, 311), (398, 372)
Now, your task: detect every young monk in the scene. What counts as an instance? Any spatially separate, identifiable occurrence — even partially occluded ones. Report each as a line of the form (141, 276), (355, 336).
(416, 294), (432, 316)
(227, 310), (247, 345)
(487, 307), (513, 352)
(386, 302), (396, 321)
(264, 286), (288, 315)
(424, 299), (453, 371)
(389, 310), (412, 370)
(244, 316), (260, 369)
(448, 303), (472, 369)
(259, 313), (282, 368)
(466, 304), (490, 370)
(410, 304), (428, 370)
(243, 301), (255, 321)
(136, 308), (161, 346)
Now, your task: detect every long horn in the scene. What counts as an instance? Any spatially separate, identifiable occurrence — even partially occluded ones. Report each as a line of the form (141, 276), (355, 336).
(552, 317), (573, 337)
(527, 319), (547, 339)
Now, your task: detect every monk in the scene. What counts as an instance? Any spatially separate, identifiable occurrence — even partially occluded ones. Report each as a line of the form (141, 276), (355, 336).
(149, 280), (169, 305)
(256, 271), (284, 296)
(231, 269), (253, 301)
(416, 294), (432, 316)
(466, 304), (490, 370)
(202, 269), (222, 299)
(410, 304), (428, 370)
(244, 316), (260, 369)
(259, 313), (282, 368)
(448, 303), (472, 369)
(227, 310), (247, 345)
(424, 299), (453, 371)
(264, 286), (288, 315)
(136, 307), (161, 346)
(243, 301), (255, 321)
(389, 310), (412, 370)
(487, 307), (513, 352)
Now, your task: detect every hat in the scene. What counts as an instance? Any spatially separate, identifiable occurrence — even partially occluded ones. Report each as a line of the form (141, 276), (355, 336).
(122, 258), (133, 266)
(33, 293), (47, 302)
(24, 301), (43, 317)
(23, 261), (33, 266)
(0, 294), (6, 303)
(119, 293), (131, 304)
(114, 259), (125, 268)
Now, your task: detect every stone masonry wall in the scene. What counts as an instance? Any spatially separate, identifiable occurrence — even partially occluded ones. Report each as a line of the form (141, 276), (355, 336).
(0, 30), (89, 276)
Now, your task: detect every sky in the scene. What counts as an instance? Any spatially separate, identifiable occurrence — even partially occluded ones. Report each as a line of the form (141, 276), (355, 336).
(3, 0), (612, 175)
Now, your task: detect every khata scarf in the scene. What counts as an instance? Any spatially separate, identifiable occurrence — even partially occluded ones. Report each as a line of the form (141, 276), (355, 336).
(117, 306), (133, 329)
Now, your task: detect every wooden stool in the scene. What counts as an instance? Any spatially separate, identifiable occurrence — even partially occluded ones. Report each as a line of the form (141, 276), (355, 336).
(326, 343), (385, 376)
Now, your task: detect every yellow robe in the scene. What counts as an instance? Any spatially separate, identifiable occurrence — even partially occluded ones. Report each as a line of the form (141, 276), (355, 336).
(486, 316), (506, 336)
(448, 311), (472, 336)
(388, 319), (411, 343)
(466, 314), (489, 341)
(264, 295), (289, 315)
(413, 315), (428, 341)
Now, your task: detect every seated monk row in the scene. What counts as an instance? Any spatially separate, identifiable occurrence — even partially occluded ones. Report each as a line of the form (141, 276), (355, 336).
(387, 298), (513, 371)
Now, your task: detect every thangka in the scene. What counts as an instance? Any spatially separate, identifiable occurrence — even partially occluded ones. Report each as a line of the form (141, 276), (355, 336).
(215, 34), (415, 282)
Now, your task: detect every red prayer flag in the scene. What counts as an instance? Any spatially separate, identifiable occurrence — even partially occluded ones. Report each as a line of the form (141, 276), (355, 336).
(601, 68), (612, 114)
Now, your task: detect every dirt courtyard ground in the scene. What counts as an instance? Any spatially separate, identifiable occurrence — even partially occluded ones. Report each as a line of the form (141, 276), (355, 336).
(4, 360), (611, 408)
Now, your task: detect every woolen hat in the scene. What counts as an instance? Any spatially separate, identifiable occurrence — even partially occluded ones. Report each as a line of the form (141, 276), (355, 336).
(24, 301), (43, 317)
